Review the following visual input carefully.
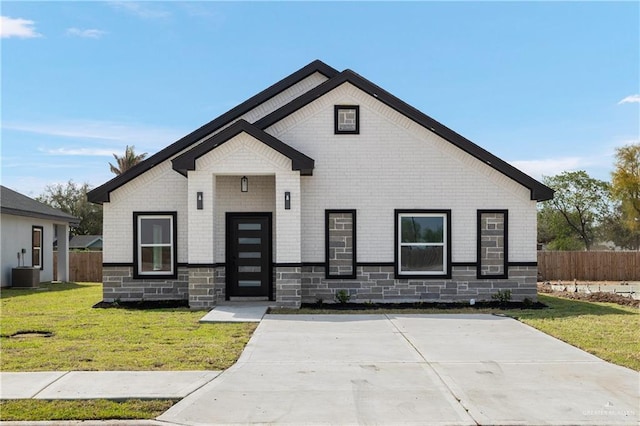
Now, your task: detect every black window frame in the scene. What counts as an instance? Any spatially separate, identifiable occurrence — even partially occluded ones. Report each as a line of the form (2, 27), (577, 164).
(394, 209), (451, 279)
(325, 209), (357, 279)
(334, 105), (360, 134)
(477, 209), (509, 279)
(133, 212), (178, 279)
(32, 226), (43, 270)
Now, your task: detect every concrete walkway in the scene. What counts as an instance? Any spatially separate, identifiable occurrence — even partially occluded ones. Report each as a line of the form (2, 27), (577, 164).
(199, 301), (272, 323)
(159, 314), (640, 426)
(0, 371), (219, 400)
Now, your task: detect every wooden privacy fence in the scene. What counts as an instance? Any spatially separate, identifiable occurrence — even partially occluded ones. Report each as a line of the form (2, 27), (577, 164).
(537, 251), (640, 281)
(53, 251), (103, 282)
(52, 250), (639, 283)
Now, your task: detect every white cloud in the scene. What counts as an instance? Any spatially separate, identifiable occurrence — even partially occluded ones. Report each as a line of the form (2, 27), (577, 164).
(108, 2), (170, 19)
(510, 157), (589, 180)
(3, 119), (185, 149)
(618, 94), (640, 104)
(39, 147), (115, 156)
(66, 28), (107, 39)
(1, 16), (42, 38)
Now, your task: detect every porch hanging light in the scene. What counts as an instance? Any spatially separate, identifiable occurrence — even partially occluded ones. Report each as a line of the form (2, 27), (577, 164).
(240, 176), (248, 192)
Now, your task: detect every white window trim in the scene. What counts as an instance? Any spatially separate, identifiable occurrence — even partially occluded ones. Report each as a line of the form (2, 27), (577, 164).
(136, 214), (175, 276)
(397, 212), (447, 275)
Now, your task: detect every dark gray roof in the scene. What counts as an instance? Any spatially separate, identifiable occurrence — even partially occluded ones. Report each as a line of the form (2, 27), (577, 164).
(1, 185), (80, 224)
(255, 69), (554, 201)
(88, 60), (553, 203)
(69, 235), (102, 249)
(88, 60), (338, 204)
(172, 120), (314, 176)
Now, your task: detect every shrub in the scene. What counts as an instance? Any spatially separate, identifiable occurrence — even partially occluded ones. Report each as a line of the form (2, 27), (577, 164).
(334, 290), (351, 304)
(491, 289), (512, 305)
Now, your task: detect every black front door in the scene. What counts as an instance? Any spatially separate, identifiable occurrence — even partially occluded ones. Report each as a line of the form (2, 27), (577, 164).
(226, 213), (271, 299)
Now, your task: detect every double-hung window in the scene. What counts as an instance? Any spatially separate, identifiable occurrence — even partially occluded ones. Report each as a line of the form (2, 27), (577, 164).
(395, 210), (451, 278)
(133, 212), (177, 278)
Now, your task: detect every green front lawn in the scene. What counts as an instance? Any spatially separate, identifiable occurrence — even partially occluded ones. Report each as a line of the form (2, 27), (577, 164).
(1, 282), (256, 371)
(515, 294), (639, 371)
(1, 283), (637, 422)
(0, 399), (176, 422)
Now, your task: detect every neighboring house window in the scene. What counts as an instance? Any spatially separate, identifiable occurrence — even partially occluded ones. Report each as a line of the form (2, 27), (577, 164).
(133, 212), (177, 278)
(325, 210), (357, 279)
(395, 210), (451, 278)
(477, 210), (508, 279)
(32, 226), (43, 270)
(334, 105), (359, 134)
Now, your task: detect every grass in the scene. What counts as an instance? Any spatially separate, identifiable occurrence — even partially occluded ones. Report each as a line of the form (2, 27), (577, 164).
(1, 284), (637, 421)
(0, 282), (257, 371)
(272, 294), (640, 371)
(514, 294), (639, 371)
(0, 399), (176, 421)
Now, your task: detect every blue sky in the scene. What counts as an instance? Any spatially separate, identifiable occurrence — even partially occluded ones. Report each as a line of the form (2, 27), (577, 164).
(2, 1), (638, 198)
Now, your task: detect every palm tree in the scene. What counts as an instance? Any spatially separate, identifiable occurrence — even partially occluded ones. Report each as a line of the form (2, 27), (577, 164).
(109, 145), (148, 175)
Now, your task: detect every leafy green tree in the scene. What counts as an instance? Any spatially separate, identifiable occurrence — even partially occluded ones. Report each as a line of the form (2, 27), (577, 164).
(610, 144), (640, 244)
(109, 145), (147, 175)
(598, 204), (640, 250)
(537, 207), (583, 250)
(37, 181), (103, 236)
(541, 171), (610, 250)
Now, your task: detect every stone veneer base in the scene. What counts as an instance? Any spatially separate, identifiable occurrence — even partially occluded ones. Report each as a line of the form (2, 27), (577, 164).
(300, 265), (537, 304)
(102, 266), (188, 302)
(103, 265), (537, 309)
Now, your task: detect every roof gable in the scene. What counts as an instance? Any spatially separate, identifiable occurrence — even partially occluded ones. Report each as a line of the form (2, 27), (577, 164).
(88, 60), (337, 203)
(172, 120), (314, 176)
(1, 185), (79, 224)
(255, 69), (553, 201)
(88, 61), (553, 203)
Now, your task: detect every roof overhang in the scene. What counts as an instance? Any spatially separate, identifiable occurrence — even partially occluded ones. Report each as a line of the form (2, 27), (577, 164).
(255, 70), (555, 202)
(171, 120), (314, 176)
(87, 60), (337, 204)
(1, 207), (81, 226)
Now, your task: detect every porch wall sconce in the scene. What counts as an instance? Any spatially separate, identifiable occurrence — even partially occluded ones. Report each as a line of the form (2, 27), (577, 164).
(284, 192), (291, 210)
(240, 176), (248, 193)
(196, 192), (203, 210)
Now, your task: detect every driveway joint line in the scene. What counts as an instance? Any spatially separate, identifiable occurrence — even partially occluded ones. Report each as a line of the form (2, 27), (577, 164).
(384, 314), (480, 426)
(30, 371), (71, 399)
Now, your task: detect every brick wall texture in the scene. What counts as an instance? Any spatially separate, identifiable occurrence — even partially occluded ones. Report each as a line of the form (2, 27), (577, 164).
(98, 70), (541, 309)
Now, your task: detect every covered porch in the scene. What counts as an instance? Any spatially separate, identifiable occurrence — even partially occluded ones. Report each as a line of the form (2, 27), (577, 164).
(172, 120), (314, 309)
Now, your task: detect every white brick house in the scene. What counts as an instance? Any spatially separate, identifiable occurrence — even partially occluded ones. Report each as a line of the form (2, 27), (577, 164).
(88, 60), (553, 308)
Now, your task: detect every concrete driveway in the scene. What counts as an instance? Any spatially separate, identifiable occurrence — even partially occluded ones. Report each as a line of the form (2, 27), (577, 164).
(159, 314), (639, 425)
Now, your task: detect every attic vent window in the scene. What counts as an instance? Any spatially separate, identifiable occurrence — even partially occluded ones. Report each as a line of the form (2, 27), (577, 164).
(335, 105), (359, 134)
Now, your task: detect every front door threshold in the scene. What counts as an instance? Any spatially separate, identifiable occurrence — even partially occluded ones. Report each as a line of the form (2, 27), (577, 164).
(228, 296), (269, 302)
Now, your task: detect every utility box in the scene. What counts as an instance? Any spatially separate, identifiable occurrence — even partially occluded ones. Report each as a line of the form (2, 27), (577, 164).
(12, 267), (40, 288)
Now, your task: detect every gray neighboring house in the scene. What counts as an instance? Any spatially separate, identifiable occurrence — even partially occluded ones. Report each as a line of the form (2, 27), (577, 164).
(1, 185), (79, 287)
(69, 235), (103, 251)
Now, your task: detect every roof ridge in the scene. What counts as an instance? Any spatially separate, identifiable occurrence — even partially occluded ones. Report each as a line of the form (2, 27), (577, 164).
(88, 60), (338, 203)
(254, 69), (553, 201)
(171, 119), (314, 176)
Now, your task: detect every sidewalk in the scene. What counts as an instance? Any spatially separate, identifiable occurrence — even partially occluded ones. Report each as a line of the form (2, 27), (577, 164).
(0, 371), (219, 400)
